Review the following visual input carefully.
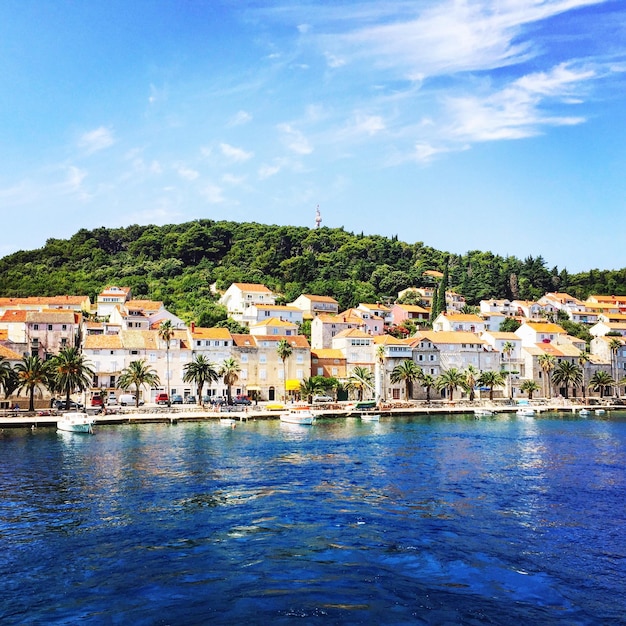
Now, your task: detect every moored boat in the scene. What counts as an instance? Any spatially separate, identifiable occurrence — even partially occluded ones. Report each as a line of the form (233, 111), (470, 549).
(474, 408), (495, 417)
(219, 417), (237, 426)
(360, 413), (380, 422)
(595, 409), (606, 415)
(280, 406), (315, 425)
(516, 408), (535, 417)
(57, 412), (95, 434)
(579, 408), (591, 416)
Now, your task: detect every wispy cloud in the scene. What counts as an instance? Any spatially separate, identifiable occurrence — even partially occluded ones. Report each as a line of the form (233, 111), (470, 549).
(227, 110), (252, 126)
(78, 126), (115, 154)
(201, 183), (225, 204)
(220, 142), (254, 162)
(277, 123), (313, 154)
(175, 164), (200, 180)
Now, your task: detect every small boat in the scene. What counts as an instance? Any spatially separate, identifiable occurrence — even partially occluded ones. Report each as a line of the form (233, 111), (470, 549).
(579, 409), (591, 416)
(219, 417), (237, 426)
(595, 409), (606, 415)
(280, 406), (315, 425)
(474, 408), (495, 417)
(57, 412), (95, 434)
(360, 413), (380, 422)
(516, 408), (535, 417)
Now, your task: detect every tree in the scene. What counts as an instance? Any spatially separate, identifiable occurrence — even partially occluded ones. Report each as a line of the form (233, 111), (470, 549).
(158, 320), (174, 405)
(551, 361), (582, 399)
(0, 357), (15, 398)
(520, 379), (540, 399)
(608, 338), (622, 397)
(220, 357), (241, 405)
(183, 355), (220, 405)
(15, 355), (51, 412)
(502, 341), (515, 399)
(390, 359), (422, 401)
(477, 370), (506, 401)
(49, 347), (95, 408)
(436, 368), (466, 401)
(419, 372), (436, 401)
(276, 338), (293, 402)
(578, 351), (591, 400)
(538, 354), (556, 399)
(348, 366), (373, 401)
(589, 371), (614, 398)
(464, 365), (480, 402)
(118, 360), (161, 407)
(299, 377), (324, 403)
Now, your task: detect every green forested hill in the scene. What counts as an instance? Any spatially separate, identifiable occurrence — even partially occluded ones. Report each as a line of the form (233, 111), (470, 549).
(1, 219), (625, 325)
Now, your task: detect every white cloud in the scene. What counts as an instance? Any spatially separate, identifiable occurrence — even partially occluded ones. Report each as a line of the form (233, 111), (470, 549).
(78, 126), (115, 154)
(175, 164), (199, 180)
(220, 142), (254, 162)
(228, 110), (252, 126)
(277, 123), (313, 154)
(222, 173), (246, 185)
(258, 163), (281, 179)
(201, 183), (225, 204)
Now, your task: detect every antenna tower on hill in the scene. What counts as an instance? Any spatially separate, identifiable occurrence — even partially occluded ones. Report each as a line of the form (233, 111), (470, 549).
(315, 205), (322, 229)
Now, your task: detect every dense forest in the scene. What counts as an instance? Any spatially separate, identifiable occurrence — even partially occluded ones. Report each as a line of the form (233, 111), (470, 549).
(1, 219), (625, 326)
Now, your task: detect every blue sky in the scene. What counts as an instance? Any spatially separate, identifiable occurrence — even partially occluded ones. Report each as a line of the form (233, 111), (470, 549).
(1, 0), (625, 273)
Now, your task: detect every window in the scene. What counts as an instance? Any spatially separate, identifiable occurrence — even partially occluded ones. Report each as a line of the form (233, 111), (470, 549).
(317, 367), (323, 375)
(331, 367), (338, 376)
(48, 325), (53, 331)
(241, 354), (248, 363)
(296, 354), (304, 364)
(259, 369), (267, 380)
(33, 324), (39, 330)
(62, 324), (67, 331)
(259, 354), (267, 364)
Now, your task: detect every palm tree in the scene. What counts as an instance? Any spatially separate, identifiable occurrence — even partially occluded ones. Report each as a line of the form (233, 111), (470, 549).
(49, 347), (95, 408)
(589, 371), (615, 399)
(276, 338), (293, 402)
(220, 357), (241, 405)
(538, 354), (556, 399)
(435, 368), (466, 402)
(183, 355), (219, 405)
(299, 377), (323, 403)
(551, 361), (582, 399)
(477, 370), (506, 401)
(419, 372), (436, 401)
(464, 365), (480, 402)
(608, 338), (622, 397)
(0, 357), (14, 398)
(502, 341), (515, 399)
(390, 359), (422, 401)
(520, 379), (540, 399)
(375, 345), (386, 402)
(118, 360), (161, 408)
(158, 320), (174, 405)
(348, 366), (373, 401)
(578, 351), (591, 400)
(15, 355), (51, 412)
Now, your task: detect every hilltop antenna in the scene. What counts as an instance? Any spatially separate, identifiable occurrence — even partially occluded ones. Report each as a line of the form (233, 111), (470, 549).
(315, 205), (322, 229)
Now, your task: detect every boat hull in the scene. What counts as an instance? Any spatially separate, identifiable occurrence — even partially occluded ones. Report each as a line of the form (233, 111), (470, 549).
(57, 412), (95, 433)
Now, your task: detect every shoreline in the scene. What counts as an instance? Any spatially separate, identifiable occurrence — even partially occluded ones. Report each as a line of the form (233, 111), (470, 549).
(1, 401), (622, 430)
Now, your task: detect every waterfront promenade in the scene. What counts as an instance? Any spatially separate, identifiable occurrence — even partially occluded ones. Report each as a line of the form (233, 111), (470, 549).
(1, 398), (621, 429)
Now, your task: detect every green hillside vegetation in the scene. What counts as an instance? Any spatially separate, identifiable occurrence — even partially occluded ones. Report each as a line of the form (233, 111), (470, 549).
(1, 219), (625, 327)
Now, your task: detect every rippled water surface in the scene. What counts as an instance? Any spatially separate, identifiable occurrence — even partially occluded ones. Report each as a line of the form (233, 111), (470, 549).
(1, 413), (625, 625)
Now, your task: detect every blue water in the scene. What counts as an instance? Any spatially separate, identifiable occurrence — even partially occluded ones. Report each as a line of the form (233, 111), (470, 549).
(1, 413), (625, 625)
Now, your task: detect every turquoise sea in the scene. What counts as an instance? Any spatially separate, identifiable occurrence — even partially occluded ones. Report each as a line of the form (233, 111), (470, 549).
(1, 413), (625, 625)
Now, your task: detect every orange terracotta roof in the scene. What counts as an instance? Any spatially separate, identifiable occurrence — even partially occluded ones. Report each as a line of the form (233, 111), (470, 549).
(232, 282), (272, 292)
(333, 328), (372, 339)
(300, 294), (339, 303)
(192, 327), (233, 340)
(0, 344), (23, 360)
(311, 349), (345, 360)
(1, 310), (28, 322)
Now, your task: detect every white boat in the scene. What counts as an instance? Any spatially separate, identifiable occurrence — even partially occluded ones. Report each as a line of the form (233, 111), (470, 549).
(360, 413), (380, 422)
(516, 408), (535, 417)
(474, 408), (495, 417)
(219, 417), (237, 426)
(595, 409), (606, 415)
(57, 412), (95, 434)
(579, 409), (591, 416)
(280, 406), (315, 425)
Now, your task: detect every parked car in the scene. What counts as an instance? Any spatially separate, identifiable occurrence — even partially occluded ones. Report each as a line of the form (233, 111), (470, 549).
(90, 395), (103, 407)
(119, 394), (145, 406)
(54, 400), (84, 411)
(184, 395), (197, 404)
(155, 393), (169, 405)
(171, 394), (184, 404)
(210, 396), (227, 406)
(312, 395), (333, 403)
(233, 395), (252, 406)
